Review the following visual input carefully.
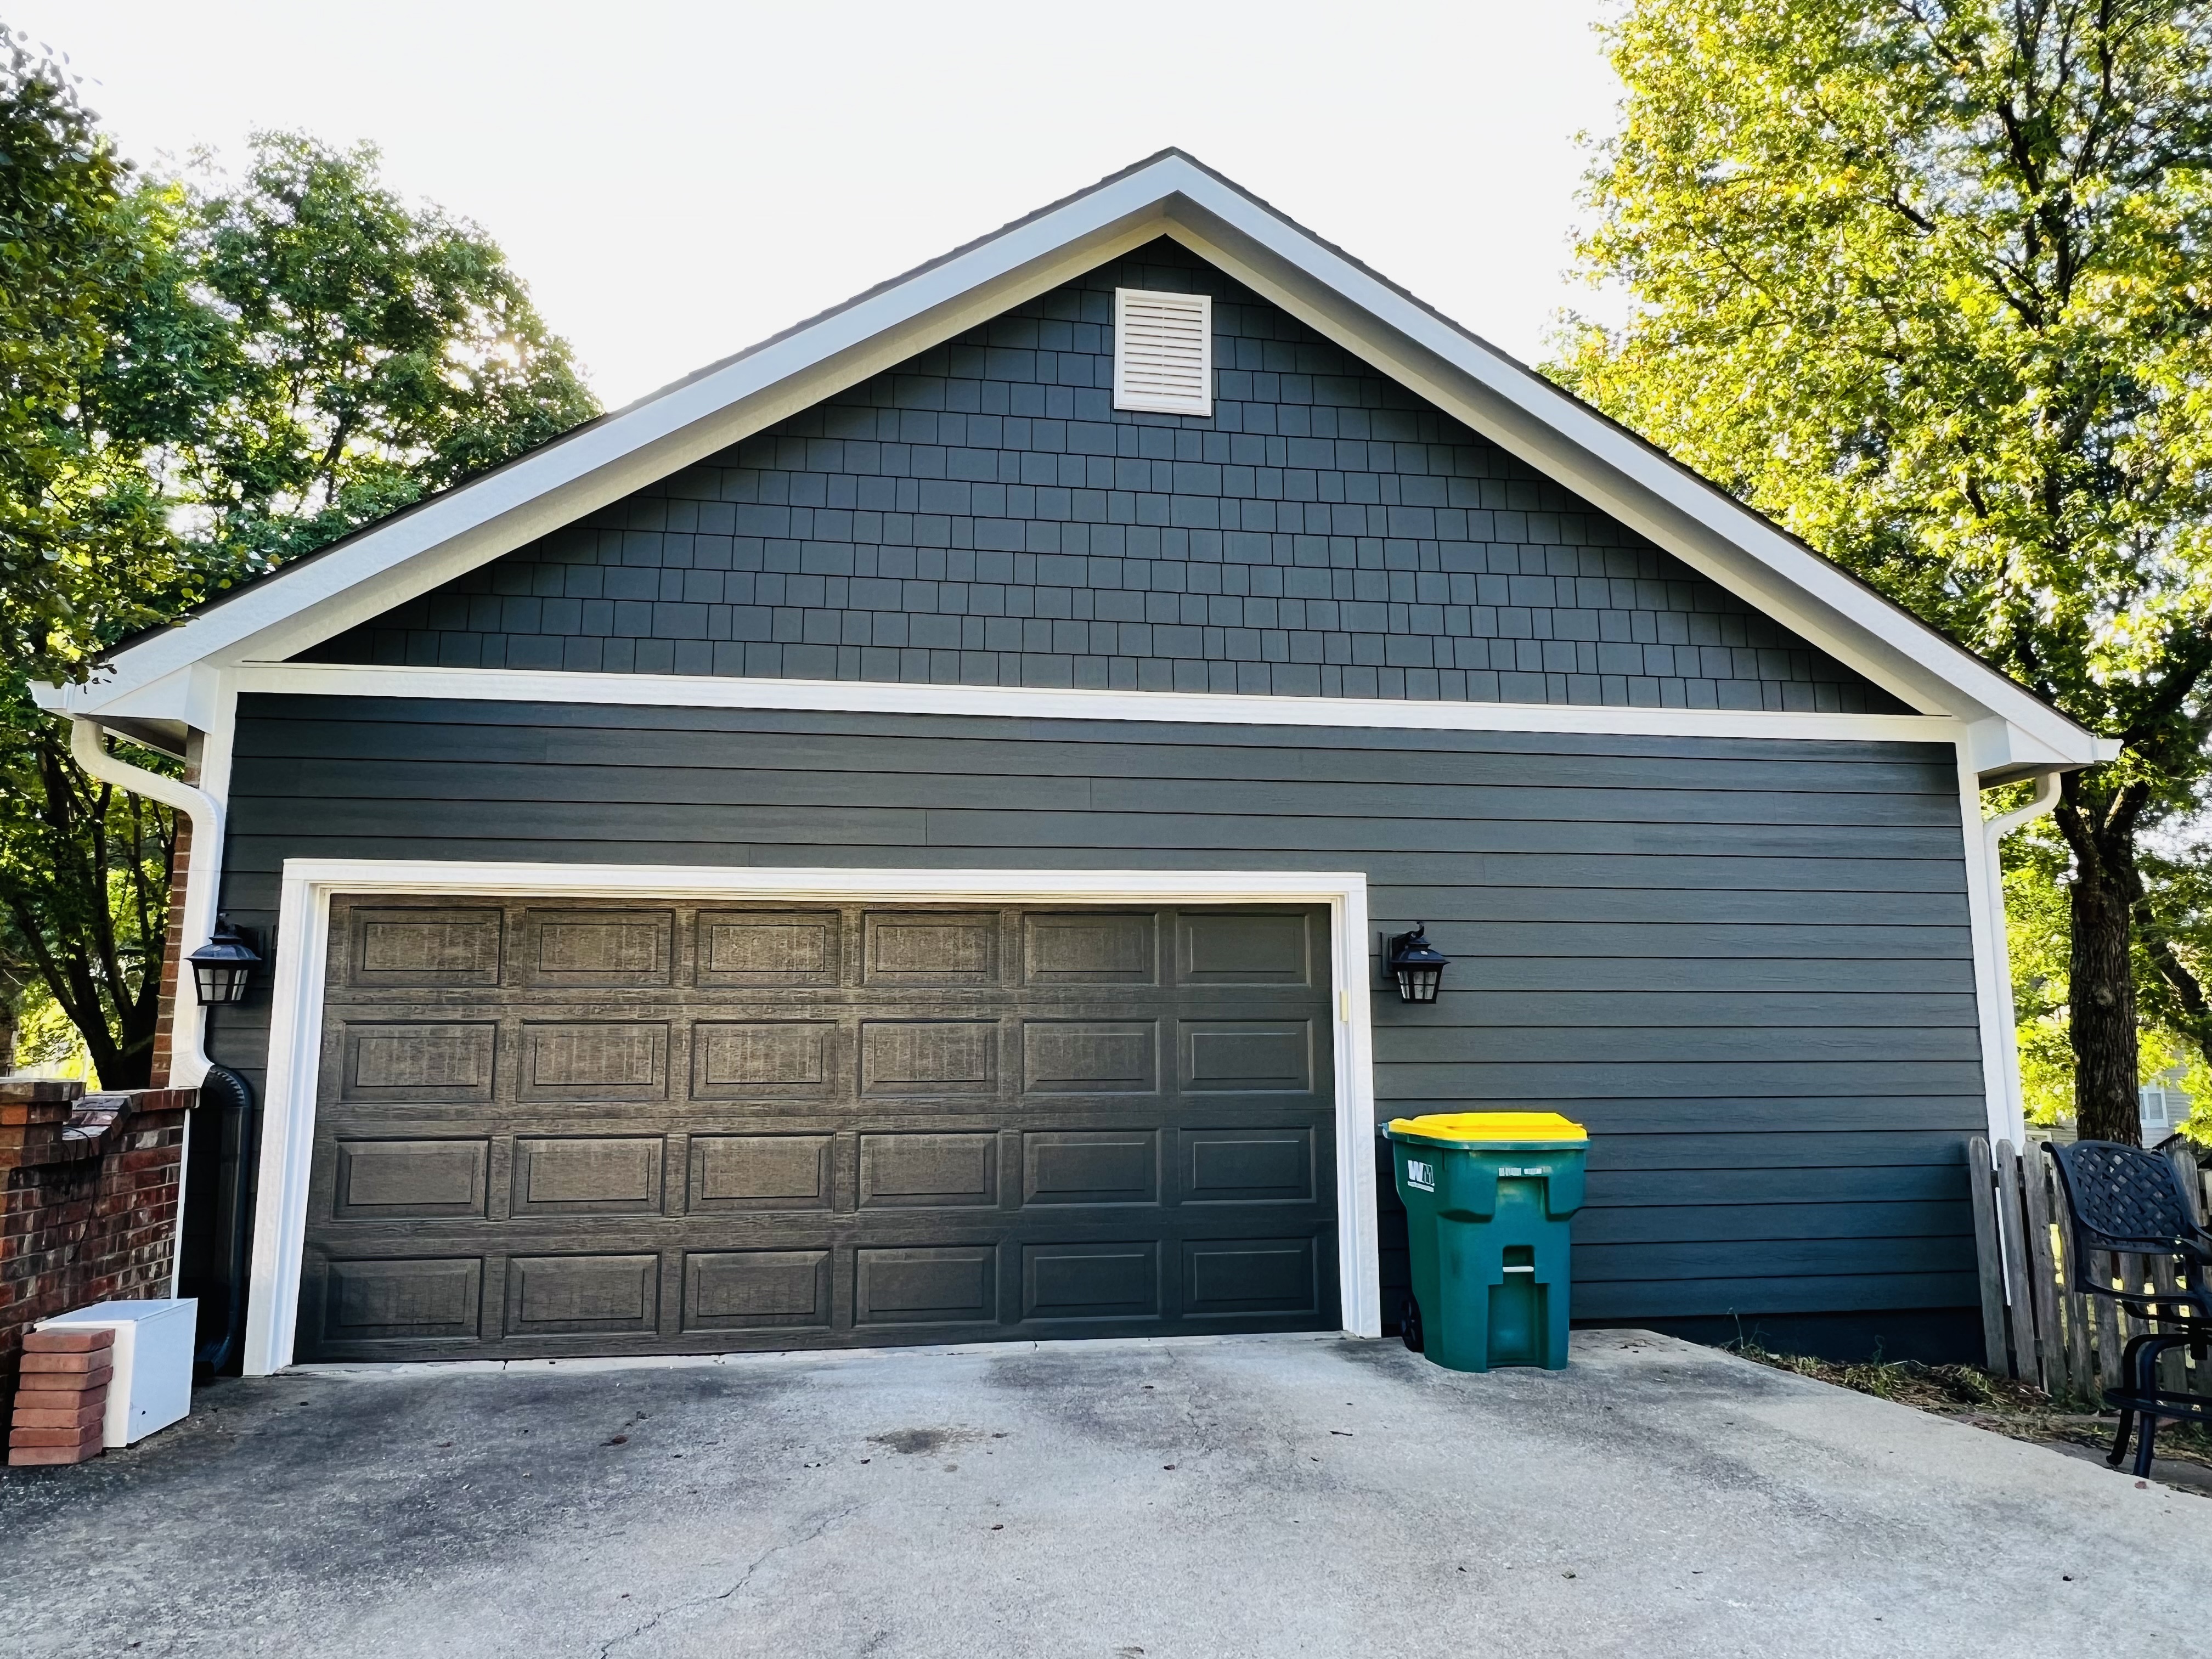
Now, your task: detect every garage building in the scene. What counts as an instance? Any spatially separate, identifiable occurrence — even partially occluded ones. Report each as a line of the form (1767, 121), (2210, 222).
(38, 153), (2109, 1372)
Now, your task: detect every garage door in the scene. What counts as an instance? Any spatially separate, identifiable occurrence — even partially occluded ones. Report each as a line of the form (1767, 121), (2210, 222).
(298, 898), (1339, 1361)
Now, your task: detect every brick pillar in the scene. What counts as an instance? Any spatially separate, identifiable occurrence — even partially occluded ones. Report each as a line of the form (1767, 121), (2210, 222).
(148, 755), (199, 1090)
(0, 1080), (195, 1418)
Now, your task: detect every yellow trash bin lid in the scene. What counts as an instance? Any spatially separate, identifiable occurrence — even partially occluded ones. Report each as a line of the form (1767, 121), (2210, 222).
(1386, 1111), (1587, 1148)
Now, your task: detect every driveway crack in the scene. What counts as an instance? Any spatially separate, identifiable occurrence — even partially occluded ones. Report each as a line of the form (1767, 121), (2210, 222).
(1166, 1346), (1220, 1462)
(597, 1502), (859, 1657)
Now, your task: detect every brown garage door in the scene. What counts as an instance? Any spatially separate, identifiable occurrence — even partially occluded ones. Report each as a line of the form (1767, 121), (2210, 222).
(298, 898), (1339, 1361)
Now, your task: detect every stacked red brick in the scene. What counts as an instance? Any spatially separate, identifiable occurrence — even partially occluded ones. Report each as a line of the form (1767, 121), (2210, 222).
(1, 1079), (193, 1420)
(8, 1326), (111, 1465)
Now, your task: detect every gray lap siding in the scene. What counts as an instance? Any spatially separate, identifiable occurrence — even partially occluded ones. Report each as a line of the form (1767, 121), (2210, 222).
(210, 694), (1985, 1347)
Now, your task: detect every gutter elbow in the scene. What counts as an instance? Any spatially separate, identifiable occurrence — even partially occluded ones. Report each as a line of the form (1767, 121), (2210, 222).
(1983, 768), (2062, 849)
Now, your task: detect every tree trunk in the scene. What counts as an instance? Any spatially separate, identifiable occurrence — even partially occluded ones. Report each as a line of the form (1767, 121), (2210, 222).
(2056, 777), (2148, 1146)
(2070, 856), (2143, 1144)
(97, 1025), (155, 1090)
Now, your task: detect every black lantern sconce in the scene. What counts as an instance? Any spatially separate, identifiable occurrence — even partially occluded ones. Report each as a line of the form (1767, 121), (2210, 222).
(1384, 925), (1451, 1004)
(188, 917), (262, 1005)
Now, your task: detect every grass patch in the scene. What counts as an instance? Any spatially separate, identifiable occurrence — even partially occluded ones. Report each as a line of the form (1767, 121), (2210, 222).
(1725, 1339), (2212, 1470)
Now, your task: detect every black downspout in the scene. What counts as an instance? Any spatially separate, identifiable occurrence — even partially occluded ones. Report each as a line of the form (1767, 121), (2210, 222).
(193, 1063), (257, 1379)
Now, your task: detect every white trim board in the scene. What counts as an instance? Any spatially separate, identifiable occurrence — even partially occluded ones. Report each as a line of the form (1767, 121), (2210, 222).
(1955, 754), (2031, 1152)
(38, 150), (2108, 775)
(224, 659), (1969, 747)
(242, 861), (1381, 1376)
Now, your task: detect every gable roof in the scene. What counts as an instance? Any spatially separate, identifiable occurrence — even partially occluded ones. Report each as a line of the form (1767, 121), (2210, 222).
(38, 149), (2110, 776)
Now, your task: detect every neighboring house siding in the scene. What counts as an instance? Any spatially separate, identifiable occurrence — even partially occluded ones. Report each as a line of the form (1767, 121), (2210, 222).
(210, 695), (1983, 1350)
(303, 239), (1905, 715)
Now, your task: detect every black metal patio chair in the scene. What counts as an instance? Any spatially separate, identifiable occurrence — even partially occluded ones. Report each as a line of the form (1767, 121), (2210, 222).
(2044, 1139), (2212, 1477)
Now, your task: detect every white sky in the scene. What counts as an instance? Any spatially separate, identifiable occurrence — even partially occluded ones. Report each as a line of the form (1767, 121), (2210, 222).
(17, 1), (1626, 409)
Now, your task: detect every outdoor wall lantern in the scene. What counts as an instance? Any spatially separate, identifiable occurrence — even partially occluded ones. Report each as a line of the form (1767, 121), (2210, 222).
(188, 917), (262, 1005)
(1385, 925), (1451, 1004)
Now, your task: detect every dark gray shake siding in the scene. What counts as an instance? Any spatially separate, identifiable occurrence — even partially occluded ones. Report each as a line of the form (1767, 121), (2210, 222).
(210, 695), (1985, 1358)
(303, 239), (1905, 718)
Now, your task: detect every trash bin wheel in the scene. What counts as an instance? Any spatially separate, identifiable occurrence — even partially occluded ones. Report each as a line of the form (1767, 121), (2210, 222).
(1401, 1294), (1424, 1353)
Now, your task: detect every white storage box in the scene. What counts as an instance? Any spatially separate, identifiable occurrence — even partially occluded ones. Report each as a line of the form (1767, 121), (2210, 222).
(37, 1299), (196, 1447)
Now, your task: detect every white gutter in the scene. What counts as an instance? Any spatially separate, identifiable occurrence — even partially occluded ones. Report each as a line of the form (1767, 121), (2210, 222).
(66, 716), (222, 1088)
(1982, 769), (2064, 1145)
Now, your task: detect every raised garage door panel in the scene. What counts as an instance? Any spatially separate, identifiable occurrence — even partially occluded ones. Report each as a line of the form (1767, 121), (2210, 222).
(298, 898), (1338, 1360)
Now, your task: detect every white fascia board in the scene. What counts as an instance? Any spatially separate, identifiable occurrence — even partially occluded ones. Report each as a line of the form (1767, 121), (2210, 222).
(227, 659), (1962, 747)
(38, 662), (229, 729)
(59, 153), (2106, 771)
(1963, 714), (2119, 781)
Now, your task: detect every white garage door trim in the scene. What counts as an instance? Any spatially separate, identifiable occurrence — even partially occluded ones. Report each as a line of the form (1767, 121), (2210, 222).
(244, 860), (1380, 1374)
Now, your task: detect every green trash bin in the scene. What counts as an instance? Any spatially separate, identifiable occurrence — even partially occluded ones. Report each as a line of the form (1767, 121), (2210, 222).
(1387, 1111), (1587, 1372)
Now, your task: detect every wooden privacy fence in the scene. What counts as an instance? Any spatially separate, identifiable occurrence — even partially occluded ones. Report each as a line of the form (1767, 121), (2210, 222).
(1968, 1135), (2210, 1403)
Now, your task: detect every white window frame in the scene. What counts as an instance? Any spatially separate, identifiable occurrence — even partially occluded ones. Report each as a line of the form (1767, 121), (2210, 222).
(2141, 1081), (2187, 1133)
(244, 859), (1380, 1374)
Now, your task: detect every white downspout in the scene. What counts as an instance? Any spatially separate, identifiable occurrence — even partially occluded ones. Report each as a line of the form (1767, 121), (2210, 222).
(66, 716), (223, 1090)
(1982, 769), (2063, 1142)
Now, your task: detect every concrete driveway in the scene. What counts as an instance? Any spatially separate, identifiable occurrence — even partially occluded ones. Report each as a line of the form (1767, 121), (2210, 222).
(1, 1330), (2203, 1658)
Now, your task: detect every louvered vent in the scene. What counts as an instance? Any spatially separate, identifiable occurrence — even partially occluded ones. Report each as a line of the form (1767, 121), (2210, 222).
(1114, 289), (1212, 416)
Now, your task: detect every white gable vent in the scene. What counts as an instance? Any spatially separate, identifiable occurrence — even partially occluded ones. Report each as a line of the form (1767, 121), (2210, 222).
(1114, 288), (1212, 416)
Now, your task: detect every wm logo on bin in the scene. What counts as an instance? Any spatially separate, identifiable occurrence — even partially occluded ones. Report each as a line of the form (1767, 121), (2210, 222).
(1406, 1159), (1436, 1192)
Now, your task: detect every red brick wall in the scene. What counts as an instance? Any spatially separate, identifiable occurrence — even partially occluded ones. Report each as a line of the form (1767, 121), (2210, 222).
(0, 1079), (194, 1414)
(148, 749), (199, 1091)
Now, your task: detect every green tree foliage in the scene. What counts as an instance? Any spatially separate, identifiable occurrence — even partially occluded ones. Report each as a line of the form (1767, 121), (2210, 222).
(173, 132), (601, 582)
(1555, 0), (2212, 1143)
(0, 31), (186, 681)
(0, 735), (174, 1087)
(2134, 835), (2212, 1135)
(2002, 831), (2077, 1122)
(0, 34), (596, 1084)
(2004, 824), (2212, 1137)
